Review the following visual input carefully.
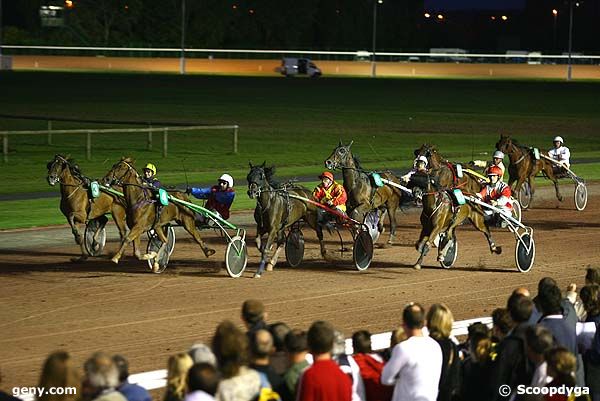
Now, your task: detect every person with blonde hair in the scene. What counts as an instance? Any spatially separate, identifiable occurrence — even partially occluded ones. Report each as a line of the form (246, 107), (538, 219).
(84, 352), (126, 401)
(164, 354), (194, 401)
(426, 304), (460, 401)
(37, 351), (81, 401)
(544, 347), (591, 401)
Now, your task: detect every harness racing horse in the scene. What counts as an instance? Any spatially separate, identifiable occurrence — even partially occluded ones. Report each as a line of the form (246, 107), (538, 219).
(247, 162), (321, 277)
(496, 134), (563, 206)
(46, 154), (129, 261)
(324, 141), (404, 246)
(103, 157), (215, 271)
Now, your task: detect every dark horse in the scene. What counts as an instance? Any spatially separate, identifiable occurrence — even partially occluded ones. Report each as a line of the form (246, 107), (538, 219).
(496, 134), (562, 206)
(411, 145), (502, 269)
(247, 162), (321, 277)
(103, 157), (215, 271)
(46, 154), (129, 261)
(324, 141), (404, 245)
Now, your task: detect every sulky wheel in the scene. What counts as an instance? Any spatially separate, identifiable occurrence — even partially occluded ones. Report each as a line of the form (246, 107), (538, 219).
(518, 181), (532, 210)
(515, 233), (535, 273)
(146, 225), (175, 274)
(353, 230), (374, 271)
(225, 235), (248, 278)
(285, 228), (305, 267)
(574, 182), (587, 211)
(438, 233), (458, 269)
(84, 216), (107, 257)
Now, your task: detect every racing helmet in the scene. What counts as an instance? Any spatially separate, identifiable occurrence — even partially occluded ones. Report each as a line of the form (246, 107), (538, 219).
(219, 173), (234, 188)
(414, 155), (428, 167)
(493, 150), (504, 159)
(487, 165), (502, 177)
(553, 136), (564, 144)
(319, 171), (334, 181)
(144, 163), (157, 175)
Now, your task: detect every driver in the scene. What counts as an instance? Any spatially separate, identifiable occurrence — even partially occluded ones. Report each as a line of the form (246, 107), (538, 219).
(187, 174), (235, 224)
(313, 172), (347, 214)
(142, 163), (161, 189)
(548, 136), (571, 173)
(475, 166), (512, 228)
(401, 156), (428, 183)
(473, 150), (506, 180)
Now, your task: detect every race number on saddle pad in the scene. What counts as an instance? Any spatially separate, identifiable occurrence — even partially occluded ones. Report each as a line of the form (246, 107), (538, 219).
(370, 172), (384, 187)
(89, 181), (101, 199)
(451, 189), (466, 205)
(455, 164), (464, 178)
(532, 148), (540, 160)
(158, 188), (170, 206)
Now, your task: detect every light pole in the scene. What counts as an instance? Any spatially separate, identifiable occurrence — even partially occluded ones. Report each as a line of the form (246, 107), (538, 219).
(180, 0), (186, 75)
(567, 0), (574, 81)
(552, 9), (558, 51)
(371, 0), (382, 78)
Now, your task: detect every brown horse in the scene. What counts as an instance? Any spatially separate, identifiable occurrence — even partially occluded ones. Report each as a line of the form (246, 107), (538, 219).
(495, 134), (562, 206)
(102, 157), (215, 271)
(247, 162), (321, 278)
(324, 141), (404, 245)
(46, 154), (129, 261)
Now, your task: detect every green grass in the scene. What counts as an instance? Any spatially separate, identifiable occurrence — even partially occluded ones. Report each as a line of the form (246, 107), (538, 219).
(1, 71), (599, 228)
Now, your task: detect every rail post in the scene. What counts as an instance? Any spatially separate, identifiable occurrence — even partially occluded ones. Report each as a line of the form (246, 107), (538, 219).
(162, 128), (168, 158)
(233, 125), (239, 154)
(2, 134), (7, 163)
(47, 120), (52, 145)
(86, 131), (92, 160)
(147, 123), (153, 150)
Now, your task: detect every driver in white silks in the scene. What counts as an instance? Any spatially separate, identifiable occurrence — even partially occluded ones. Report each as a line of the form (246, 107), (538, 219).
(473, 150), (506, 181)
(401, 156), (428, 183)
(548, 136), (571, 175)
(475, 165), (513, 228)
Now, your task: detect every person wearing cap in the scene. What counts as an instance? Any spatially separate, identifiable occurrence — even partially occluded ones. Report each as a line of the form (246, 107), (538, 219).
(401, 156), (428, 183)
(475, 165), (512, 228)
(142, 163), (161, 189)
(187, 174), (235, 221)
(548, 136), (571, 172)
(313, 172), (347, 214)
(473, 151), (506, 180)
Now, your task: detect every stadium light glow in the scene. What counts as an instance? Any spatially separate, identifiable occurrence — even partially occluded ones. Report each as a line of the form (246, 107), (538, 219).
(65, 0), (73, 9)
(437, 14), (444, 20)
(552, 9), (558, 15)
(424, 13), (430, 18)
(501, 15), (508, 21)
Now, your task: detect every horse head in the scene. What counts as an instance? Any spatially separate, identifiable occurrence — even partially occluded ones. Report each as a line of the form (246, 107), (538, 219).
(102, 157), (137, 187)
(408, 171), (438, 201)
(46, 154), (71, 186)
(324, 140), (354, 170)
(246, 161), (271, 199)
(414, 143), (441, 169)
(496, 134), (513, 154)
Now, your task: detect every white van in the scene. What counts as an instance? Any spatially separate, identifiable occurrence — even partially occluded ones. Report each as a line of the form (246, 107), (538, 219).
(280, 58), (322, 78)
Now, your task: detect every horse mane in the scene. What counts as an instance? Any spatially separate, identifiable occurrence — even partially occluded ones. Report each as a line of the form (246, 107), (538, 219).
(353, 154), (362, 169)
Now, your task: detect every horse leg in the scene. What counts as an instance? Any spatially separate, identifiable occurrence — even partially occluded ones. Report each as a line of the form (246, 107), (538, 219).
(111, 223), (146, 264)
(255, 229), (278, 278)
(146, 224), (170, 272)
(386, 205), (398, 246)
(68, 212), (88, 262)
(181, 215), (215, 257)
(470, 212), (502, 255)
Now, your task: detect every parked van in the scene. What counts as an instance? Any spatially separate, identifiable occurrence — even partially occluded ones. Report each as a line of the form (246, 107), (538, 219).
(280, 58), (322, 78)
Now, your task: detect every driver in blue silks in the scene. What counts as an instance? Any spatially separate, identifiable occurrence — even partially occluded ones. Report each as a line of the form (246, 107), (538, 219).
(187, 174), (235, 223)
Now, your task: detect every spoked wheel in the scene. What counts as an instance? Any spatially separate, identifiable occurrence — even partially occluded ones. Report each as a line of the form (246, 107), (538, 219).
(518, 181), (532, 210)
(84, 217), (107, 257)
(438, 233), (458, 269)
(285, 228), (305, 267)
(515, 233), (535, 273)
(574, 182), (588, 211)
(363, 210), (381, 243)
(353, 230), (374, 271)
(511, 198), (522, 224)
(225, 235), (248, 278)
(147, 225), (176, 274)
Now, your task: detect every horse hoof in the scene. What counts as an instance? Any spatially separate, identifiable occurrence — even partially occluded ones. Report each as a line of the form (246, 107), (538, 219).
(266, 264), (274, 272)
(204, 248), (216, 257)
(413, 264), (422, 270)
(382, 243), (392, 249)
(253, 273), (261, 279)
(492, 246), (503, 255)
(152, 262), (160, 273)
(437, 255), (444, 262)
(111, 257), (120, 264)
(71, 256), (87, 263)
(142, 252), (157, 261)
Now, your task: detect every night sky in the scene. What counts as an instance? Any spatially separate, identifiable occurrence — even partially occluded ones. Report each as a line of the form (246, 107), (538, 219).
(425, 0), (526, 10)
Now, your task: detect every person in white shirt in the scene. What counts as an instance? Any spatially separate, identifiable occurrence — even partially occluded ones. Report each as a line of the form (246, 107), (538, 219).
(473, 150), (506, 181)
(548, 136), (571, 170)
(381, 303), (442, 401)
(401, 156), (428, 183)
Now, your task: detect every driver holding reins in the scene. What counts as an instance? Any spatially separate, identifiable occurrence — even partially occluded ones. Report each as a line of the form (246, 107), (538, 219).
(313, 171), (347, 214)
(142, 163), (161, 189)
(401, 156), (428, 183)
(548, 136), (571, 172)
(473, 150), (506, 180)
(475, 165), (512, 227)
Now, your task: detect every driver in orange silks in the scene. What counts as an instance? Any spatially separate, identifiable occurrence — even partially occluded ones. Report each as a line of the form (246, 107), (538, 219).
(313, 171), (347, 214)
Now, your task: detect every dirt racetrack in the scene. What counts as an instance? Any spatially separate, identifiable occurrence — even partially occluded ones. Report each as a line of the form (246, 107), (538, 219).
(0, 185), (599, 389)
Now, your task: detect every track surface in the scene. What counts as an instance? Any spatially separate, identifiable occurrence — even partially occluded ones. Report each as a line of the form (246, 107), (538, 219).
(1, 185), (599, 389)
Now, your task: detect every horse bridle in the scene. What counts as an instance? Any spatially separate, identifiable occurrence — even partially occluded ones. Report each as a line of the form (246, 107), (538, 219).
(504, 141), (528, 165)
(108, 160), (139, 186)
(48, 155), (86, 187)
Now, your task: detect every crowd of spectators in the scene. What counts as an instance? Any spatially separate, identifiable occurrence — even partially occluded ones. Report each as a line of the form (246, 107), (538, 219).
(1, 269), (599, 401)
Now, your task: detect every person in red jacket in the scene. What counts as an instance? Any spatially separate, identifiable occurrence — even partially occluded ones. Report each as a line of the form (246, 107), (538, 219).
(296, 321), (351, 401)
(352, 330), (393, 401)
(475, 165), (512, 228)
(312, 171), (347, 213)
(187, 174), (235, 224)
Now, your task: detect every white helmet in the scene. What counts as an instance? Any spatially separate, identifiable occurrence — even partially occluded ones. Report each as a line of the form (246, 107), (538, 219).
(414, 155), (428, 167)
(493, 150), (504, 159)
(219, 173), (234, 188)
(553, 136), (564, 144)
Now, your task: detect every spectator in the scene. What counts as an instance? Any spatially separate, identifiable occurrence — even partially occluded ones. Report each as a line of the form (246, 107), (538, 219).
(381, 303), (442, 401)
(457, 322), (489, 361)
(525, 325), (554, 388)
(281, 330), (309, 401)
(249, 329), (284, 395)
(268, 322), (291, 375)
(382, 328), (407, 362)
(332, 331), (365, 401)
(36, 351), (81, 401)
(352, 330), (393, 401)
(489, 293), (533, 400)
(188, 343), (217, 367)
(185, 363), (220, 401)
(491, 308), (513, 343)
(296, 321), (351, 401)
(164, 354), (194, 401)
(241, 300), (268, 337)
(1, 366), (23, 401)
(530, 278), (577, 328)
(112, 355), (151, 401)
(427, 304), (460, 401)
(583, 329), (600, 401)
(461, 328), (493, 401)
(538, 286), (577, 354)
(211, 320), (261, 401)
(84, 352), (127, 401)
(586, 267), (600, 286)
(580, 285), (600, 325)
(544, 347), (591, 401)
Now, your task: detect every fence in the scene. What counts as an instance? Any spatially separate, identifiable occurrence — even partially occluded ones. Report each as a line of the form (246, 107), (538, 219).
(0, 124), (239, 163)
